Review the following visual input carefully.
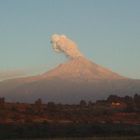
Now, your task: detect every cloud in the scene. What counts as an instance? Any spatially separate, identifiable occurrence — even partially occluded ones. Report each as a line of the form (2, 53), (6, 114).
(51, 34), (83, 59)
(0, 70), (26, 81)
(0, 64), (51, 81)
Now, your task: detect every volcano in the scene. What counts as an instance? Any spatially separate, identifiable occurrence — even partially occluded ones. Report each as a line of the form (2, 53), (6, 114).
(0, 56), (140, 103)
(42, 56), (125, 80)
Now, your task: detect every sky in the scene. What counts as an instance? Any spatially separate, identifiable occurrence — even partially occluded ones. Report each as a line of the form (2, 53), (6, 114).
(0, 0), (140, 80)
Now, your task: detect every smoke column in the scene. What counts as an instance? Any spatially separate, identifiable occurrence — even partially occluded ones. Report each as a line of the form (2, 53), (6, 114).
(51, 34), (83, 59)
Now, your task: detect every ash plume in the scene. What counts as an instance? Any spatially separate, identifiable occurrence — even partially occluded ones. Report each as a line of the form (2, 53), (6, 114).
(51, 34), (83, 59)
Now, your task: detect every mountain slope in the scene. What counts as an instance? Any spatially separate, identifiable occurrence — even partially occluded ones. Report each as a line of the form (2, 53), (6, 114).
(42, 57), (125, 80)
(0, 57), (140, 103)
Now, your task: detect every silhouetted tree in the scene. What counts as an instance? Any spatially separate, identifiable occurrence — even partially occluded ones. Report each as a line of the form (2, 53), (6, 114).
(34, 98), (43, 114)
(107, 95), (121, 103)
(80, 100), (87, 108)
(134, 94), (140, 110)
(47, 102), (57, 112)
(124, 96), (134, 112)
(0, 97), (5, 109)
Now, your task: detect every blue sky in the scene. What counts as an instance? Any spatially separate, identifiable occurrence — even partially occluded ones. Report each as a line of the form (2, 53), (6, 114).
(0, 0), (140, 79)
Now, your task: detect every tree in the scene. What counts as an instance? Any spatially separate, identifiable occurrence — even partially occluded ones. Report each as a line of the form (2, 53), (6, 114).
(34, 98), (43, 114)
(124, 96), (134, 112)
(47, 102), (57, 112)
(79, 100), (87, 108)
(107, 95), (121, 103)
(134, 94), (140, 110)
(0, 97), (5, 109)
